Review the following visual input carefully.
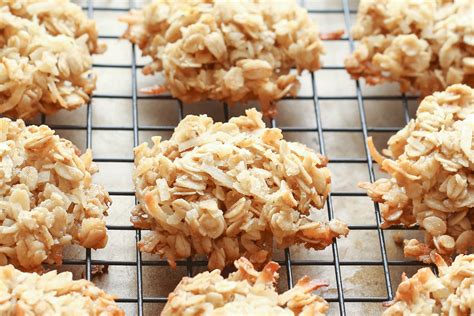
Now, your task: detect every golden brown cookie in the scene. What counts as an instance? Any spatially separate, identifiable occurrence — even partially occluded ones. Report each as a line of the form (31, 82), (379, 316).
(133, 108), (348, 270)
(0, 118), (111, 270)
(360, 84), (474, 262)
(121, 0), (324, 117)
(345, 0), (474, 95)
(0, 265), (124, 315)
(163, 257), (329, 315)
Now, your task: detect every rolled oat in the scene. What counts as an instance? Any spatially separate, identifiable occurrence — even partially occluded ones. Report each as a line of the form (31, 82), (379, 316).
(0, 118), (111, 271)
(345, 0), (474, 95)
(163, 257), (329, 315)
(360, 84), (474, 262)
(121, 0), (324, 117)
(0, 265), (124, 315)
(133, 108), (348, 270)
(0, 1), (104, 119)
(383, 253), (473, 315)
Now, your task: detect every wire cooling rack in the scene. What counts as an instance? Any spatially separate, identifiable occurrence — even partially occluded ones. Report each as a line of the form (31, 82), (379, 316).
(33, 0), (429, 315)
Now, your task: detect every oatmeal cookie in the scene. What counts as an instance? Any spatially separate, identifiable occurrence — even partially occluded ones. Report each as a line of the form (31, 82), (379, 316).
(0, 118), (111, 271)
(360, 84), (474, 262)
(0, 4), (103, 119)
(1, 0), (105, 54)
(384, 253), (473, 315)
(0, 265), (124, 315)
(345, 0), (474, 95)
(133, 108), (348, 270)
(121, 0), (324, 117)
(163, 257), (329, 315)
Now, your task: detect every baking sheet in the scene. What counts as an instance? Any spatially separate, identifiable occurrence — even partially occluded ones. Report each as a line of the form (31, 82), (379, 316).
(32, 1), (428, 315)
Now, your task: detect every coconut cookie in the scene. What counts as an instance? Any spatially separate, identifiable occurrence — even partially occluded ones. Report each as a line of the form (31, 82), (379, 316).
(0, 3), (104, 119)
(360, 84), (474, 262)
(0, 118), (111, 271)
(163, 257), (329, 315)
(345, 0), (474, 95)
(1, 0), (105, 54)
(121, 0), (324, 117)
(0, 265), (124, 315)
(133, 108), (348, 270)
(384, 254), (473, 315)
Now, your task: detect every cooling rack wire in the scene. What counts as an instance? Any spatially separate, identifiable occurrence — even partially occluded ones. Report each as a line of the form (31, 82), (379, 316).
(30, 0), (430, 315)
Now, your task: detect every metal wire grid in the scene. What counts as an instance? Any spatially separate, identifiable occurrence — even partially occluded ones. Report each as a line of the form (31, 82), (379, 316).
(31, 0), (428, 314)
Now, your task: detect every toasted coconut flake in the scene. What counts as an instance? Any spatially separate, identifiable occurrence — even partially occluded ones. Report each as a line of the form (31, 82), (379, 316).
(133, 109), (348, 269)
(162, 257), (329, 315)
(345, 0), (474, 95)
(0, 265), (124, 315)
(383, 254), (473, 315)
(121, 0), (324, 117)
(360, 84), (474, 262)
(0, 118), (111, 271)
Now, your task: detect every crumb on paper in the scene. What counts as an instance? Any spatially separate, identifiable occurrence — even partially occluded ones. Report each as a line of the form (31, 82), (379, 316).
(81, 265), (110, 279)
(392, 232), (404, 247)
(345, 0), (474, 95)
(162, 257), (329, 315)
(121, 0), (325, 117)
(360, 84), (474, 262)
(0, 265), (124, 315)
(133, 108), (348, 270)
(0, 118), (111, 271)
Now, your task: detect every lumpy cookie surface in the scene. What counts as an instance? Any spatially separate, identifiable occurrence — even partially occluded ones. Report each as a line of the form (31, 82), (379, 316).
(0, 265), (124, 315)
(384, 254), (473, 315)
(0, 118), (111, 270)
(0, 0), (105, 119)
(133, 108), (348, 269)
(121, 0), (324, 116)
(361, 84), (474, 262)
(345, 0), (474, 95)
(163, 257), (329, 316)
